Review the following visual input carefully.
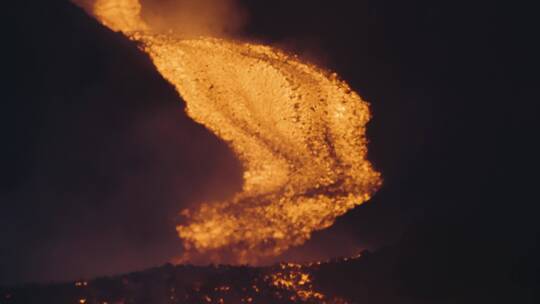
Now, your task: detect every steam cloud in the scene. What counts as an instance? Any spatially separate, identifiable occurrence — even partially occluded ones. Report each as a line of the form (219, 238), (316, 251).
(74, 0), (247, 36)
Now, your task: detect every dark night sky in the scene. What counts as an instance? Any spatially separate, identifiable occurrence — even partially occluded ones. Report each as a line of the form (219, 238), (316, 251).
(2, 0), (538, 286)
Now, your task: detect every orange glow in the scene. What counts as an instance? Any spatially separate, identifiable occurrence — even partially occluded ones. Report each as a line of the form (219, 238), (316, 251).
(86, 0), (382, 264)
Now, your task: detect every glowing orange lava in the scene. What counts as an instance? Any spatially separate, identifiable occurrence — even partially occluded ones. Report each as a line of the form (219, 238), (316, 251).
(86, 0), (381, 264)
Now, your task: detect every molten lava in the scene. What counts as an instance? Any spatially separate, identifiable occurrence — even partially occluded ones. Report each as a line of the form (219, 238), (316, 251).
(89, 0), (381, 264)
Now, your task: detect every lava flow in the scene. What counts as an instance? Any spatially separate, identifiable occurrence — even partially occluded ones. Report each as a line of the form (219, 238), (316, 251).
(87, 0), (382, 264)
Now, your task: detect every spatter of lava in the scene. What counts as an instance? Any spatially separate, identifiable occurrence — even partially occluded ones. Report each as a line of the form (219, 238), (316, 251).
(90, 0), (381, 264)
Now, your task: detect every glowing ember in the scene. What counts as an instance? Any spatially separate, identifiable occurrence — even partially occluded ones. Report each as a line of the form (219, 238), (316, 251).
(266, 263), (326, 302)
(87, 0), (381, 264)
